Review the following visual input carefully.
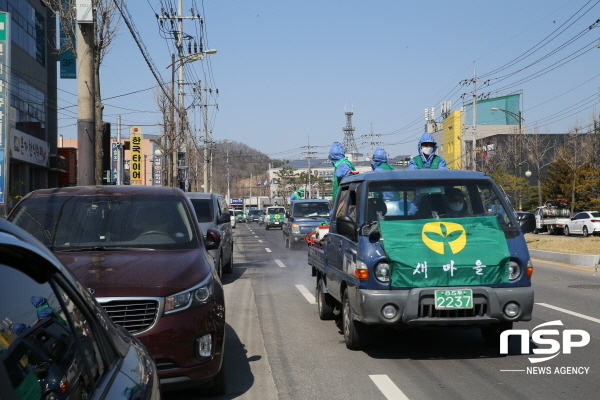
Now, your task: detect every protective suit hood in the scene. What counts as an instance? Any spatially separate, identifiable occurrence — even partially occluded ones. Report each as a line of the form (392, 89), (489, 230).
(329, 142), (346, 162)
(417, 132), (438, 156)
(371, 147), (388, 169)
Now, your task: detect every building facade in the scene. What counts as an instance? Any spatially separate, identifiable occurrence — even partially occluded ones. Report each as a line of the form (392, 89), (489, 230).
(0, 0), (58, 216)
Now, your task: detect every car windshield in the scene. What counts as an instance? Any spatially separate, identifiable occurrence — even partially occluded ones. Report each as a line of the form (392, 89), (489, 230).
(188, 198), (213, 223)
(293, 203), (331, 218)
(268, 207), (285, 214)
(366, 179), (517, 230)
(9, 195), (198, 251)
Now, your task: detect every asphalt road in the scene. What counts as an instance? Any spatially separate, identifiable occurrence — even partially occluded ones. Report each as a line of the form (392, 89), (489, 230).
(167, 222), (600, 399)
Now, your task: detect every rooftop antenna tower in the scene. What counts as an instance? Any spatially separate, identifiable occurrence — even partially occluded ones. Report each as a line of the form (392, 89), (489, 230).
(342, 107), (358, 156)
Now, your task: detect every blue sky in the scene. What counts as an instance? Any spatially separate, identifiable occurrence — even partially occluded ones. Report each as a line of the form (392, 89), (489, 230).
(58, 0), (600, 161)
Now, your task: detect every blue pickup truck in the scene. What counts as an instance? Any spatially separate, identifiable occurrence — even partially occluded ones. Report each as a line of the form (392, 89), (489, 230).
(308, 169), (534, 350)
(283, 199), (331, 250)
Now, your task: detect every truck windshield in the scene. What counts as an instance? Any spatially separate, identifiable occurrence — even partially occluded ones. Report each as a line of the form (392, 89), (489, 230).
(367, 179), (517, 229)
(293, 203), (331, 218)
(268, 207), (285, 214)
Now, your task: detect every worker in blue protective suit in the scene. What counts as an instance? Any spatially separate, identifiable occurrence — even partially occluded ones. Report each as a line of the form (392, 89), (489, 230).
(330, 142), (357, 201)
(408, 132), (447, 169)
(290, 188), (304, 201)
(371, 147), (394, 171)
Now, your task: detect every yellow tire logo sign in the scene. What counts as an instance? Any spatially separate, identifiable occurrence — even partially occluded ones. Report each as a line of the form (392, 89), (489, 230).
(274, 214), (281, 219)
(421, 222), (466, 255)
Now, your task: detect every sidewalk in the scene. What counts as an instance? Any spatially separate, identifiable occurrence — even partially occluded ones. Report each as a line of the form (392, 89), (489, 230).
(529, 249), (600, 270)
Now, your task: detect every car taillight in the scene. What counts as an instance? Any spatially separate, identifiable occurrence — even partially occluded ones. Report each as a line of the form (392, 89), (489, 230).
(591, 220), (600, 222)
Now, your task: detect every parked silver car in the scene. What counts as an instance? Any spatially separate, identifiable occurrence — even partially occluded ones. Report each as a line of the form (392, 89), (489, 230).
(564, 211), (600, 237)
(186, 192), (234, 277)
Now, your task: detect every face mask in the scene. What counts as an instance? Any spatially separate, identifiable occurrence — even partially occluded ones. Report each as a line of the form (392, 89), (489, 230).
(422, 146), (434, 155)
(449, 202), (464, 212)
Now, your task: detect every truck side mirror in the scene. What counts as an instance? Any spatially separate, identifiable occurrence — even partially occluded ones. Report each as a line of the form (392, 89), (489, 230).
(285, 211), (290, 218)
(336, 216), (357, 241)
(519, 213), (535, 234)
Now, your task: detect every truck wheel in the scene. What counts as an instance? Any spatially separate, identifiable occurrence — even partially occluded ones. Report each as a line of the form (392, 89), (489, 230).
(342, 291), (368, 350)
(548, 226), (555, 235)
(481, 321), (513, 347)
(265, 225), (269, 230)
(564, 226), (570, 236)
(533, 227), (539, 234)
(317, 279), (335, 320)
(285, 238), (290, 249)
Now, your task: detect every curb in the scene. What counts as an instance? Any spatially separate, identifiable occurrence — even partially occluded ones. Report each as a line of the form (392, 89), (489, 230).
(529, 249), (600, 270)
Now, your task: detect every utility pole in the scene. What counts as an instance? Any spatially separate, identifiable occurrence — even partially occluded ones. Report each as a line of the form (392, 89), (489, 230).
(198, 83), (218, 192)
(460, 64), (489, 171)
(301, 137), (317, 198)
(367, 123), (382, 153)
(76, 9), (96, 185)
(158, 1), (204, 190)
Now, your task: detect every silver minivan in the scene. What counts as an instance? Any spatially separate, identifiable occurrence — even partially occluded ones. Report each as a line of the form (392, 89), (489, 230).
(186, 192), (234, 277)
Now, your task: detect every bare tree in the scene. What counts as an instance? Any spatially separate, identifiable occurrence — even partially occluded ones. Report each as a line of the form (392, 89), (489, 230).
(522, 127), (557, 206)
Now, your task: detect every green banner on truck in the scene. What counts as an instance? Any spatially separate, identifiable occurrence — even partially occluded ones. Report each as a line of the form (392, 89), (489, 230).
(378, 217), (510, 288)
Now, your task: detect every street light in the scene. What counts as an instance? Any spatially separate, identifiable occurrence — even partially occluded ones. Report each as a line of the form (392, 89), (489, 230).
(490, 108), (524, 134)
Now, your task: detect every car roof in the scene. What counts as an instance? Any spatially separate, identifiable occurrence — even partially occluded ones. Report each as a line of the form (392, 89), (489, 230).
(185, 192), (221, 200)
(22, 185), (184, 199)
(291, 199), (330, 203)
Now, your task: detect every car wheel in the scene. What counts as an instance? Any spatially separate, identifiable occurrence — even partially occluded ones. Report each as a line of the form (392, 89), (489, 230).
(317, 278), (335, 320)
(564, 226), (570, 236)
(202, 360), (226, 396)
(582, 226), (589, 237)
(285, 238), (290, 249)
(265, 225), (269, 230)
(223, 248), (233, 274)
(481, 321), (513, 347)
(216, 256), (223, 279)
(342, 290), (368, 350)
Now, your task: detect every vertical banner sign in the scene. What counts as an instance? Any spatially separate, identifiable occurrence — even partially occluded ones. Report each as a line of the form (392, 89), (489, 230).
(0, 12), (10, 206)
(111, 142), (119, 182)
(130, 127), (142, 182)
(153, 155), (162, 185)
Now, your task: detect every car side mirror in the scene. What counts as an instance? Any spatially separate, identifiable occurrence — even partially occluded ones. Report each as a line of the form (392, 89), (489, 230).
(217, 212), (231, 225)
(337, 215), (357, 241)
(205, 228), (221, 250)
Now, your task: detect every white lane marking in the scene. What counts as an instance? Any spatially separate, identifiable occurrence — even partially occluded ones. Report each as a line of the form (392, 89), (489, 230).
(265, 248), (272, 253)
(536, 303), (600, 324)
(275, 259), (286, 268)
(255, 235), (259, 238)
(295, 284), (316, 304)
(258, 240), (263, 243)
(370, 375), (410, 400)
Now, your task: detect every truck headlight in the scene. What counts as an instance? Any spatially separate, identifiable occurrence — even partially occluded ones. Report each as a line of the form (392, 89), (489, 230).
(375, 262), (390, 283)
(165, 273), (213, 314)
(508, 261), (521, 281)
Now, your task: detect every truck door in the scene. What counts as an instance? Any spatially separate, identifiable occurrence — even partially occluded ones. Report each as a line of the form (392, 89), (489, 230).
(326, 185), (359, 299)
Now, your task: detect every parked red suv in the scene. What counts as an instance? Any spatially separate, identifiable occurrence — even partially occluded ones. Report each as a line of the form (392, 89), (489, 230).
(8, 186), (226, 395)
